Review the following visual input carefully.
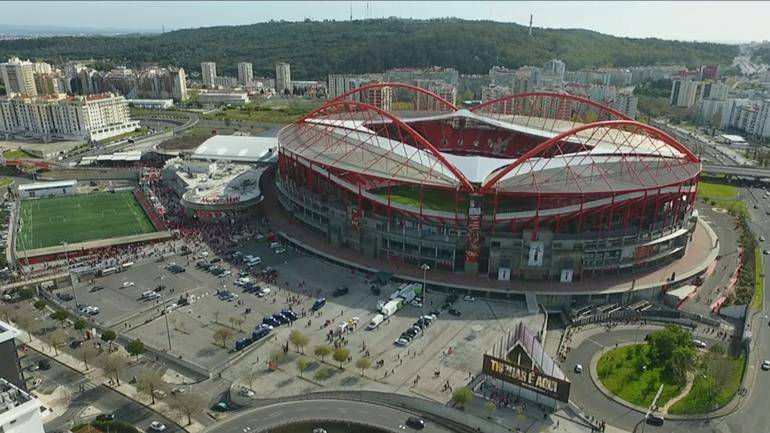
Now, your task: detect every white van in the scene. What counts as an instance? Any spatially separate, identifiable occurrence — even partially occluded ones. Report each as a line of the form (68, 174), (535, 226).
(246, 257), (262, 267)
(142, 291), (160, 301)
(367, 314), (385, 330)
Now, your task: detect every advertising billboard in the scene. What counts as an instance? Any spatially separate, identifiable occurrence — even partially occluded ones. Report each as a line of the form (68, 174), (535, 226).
(483, 354), (571, 402)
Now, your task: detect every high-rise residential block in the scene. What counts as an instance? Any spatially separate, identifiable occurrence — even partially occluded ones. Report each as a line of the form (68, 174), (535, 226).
(275, 62), (291, 94)
(237, 62), (253, 86)
(0, 57), (37, 97)
(201, 62), (217, 88)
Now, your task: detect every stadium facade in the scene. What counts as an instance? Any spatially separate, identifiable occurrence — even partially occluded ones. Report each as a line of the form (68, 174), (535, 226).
(275, 84), (701, 283)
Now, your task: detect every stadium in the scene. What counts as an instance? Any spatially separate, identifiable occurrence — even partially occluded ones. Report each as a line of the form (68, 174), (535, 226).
(275, 83), (702, 283)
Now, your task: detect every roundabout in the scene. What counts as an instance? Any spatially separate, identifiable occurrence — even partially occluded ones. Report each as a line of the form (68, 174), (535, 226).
(563, 324), (744, 433)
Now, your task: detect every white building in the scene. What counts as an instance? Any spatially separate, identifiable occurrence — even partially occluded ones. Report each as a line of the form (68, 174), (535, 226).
(697, 98), (726, 126)
(0, 93), (139, 142)
(0, 322), (45, 433)
(275, 63), (291, 95)
(214, 76), (238, 88)
(543, 59), (566, 79)
(197, 91), (250, 105)
(0, 58), (37, 97)
(481, 84), (512, 102)
(18, 180), (78, 199)
(0, 377), (44, 433)
(201, 62), (217, 88)
(127, 99), (174, 109)
(669, 79), (699, 108)
(721, 98), (751, 129)
(327, 74), (375, 99)
(237, 62), (253, 86)
(612, 92), (638, 119)
(701, 81), (728, 101)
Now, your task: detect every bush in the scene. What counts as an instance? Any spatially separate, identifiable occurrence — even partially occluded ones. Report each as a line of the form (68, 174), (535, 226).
(314, 367), (332, 381)
(91, 420), (141, 433)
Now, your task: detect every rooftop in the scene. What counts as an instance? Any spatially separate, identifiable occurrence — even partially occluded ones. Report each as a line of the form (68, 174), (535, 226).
(18, 180), (77, 191)
(193, 135), (278, 163)
(0, 378), (36, 418)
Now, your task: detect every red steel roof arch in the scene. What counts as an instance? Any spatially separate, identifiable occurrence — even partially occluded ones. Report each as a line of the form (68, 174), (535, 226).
(293, 100), (475, 192)
(327, 82), (459, 112)
(470, 91), (633, 121)
(479, 119), (700, 193)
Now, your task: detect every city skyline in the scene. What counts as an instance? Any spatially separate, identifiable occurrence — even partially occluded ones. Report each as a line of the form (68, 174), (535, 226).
(0, 1), (768, 43)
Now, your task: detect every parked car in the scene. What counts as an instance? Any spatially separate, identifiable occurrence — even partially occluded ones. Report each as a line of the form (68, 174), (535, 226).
(332, 286), (349, 297)
(56, 292), (74, 302)
(95, 413), (116, 421)
(762, 360), (770, 371)
(448, 308), (462, 316)
(149, 421), (167, 431)
(121, 281), (135, 288)
(311, 298), (326, 311)
(463, 295), (475, 302)
(37, 360), (51, 370)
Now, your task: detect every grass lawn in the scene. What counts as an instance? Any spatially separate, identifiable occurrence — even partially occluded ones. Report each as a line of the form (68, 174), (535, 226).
(668, 353), (746, 415)
(0, 177), (13, 187)
(18, 191), (156, 250)
(2, 149), (37, 159)
(752, 247), (764, 312)
(698, 180), (748, 217)
(371, 185), (468, 212)
(204, 101), (317, 124)
(597, 344), (683, 408)
(698, 181), (737, 201)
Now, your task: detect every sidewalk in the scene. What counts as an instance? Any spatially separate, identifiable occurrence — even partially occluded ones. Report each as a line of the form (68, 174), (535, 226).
(13, 322), (206, 433)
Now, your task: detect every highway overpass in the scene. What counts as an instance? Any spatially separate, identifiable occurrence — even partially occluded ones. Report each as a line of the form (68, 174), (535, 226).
(702, 164), (770, 179)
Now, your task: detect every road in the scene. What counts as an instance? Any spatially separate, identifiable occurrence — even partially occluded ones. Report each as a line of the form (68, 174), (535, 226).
(724, 185), (770, 433)
(21, 350), (183, 433)
(209, 399), (452, 433)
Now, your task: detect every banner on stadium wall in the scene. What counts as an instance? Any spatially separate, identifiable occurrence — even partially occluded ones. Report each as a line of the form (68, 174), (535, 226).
(351, 208), (361, 231)
(464, 198), (482, 263)
(528, 242), (544, 267)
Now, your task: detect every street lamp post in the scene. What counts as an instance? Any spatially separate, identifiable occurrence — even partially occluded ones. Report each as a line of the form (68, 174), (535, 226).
(62, 242), (79, 306)
(420, 263), (430, 335)
(160, 275), (172, 351)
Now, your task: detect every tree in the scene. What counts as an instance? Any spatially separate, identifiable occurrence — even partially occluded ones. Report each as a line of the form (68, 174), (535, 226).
(289, 330), (309, 353)
(101, 330), (117, 344)
(228, 316), (245, 331)
(126, 339), (145, 362)
(73, 318), (87, 339)
(169, 393), (205, 426)
(355, 357), (372, 377)
(269, 349), (286, 364)
(212, 310), (221, 324)
(314, 344), (332, 362)
(242, 369), (259, 389)
(332, 347), (350, 369)
(314, 367), (332, 381)
(50, 310), (69, 327)
(33, 300), (46, 311)
(213, 327), (234, 348)
(296, 357), (309, 377)
(451, 386), (473, 409)
(645, 325), (696, 385)
(137, 370), (165, 405)
(50, 329), (67, 356)
(12, 314), (36, 342)
(103, 353), (127, 386)
(77, 343), (99, 370)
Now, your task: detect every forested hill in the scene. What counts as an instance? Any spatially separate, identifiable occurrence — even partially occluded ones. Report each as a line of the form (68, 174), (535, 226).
(0, 18), (738, 80)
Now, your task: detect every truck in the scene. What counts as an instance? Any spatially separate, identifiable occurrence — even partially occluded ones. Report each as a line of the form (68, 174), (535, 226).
(380, 299), (403, 317)
(389, 283), (422, 304)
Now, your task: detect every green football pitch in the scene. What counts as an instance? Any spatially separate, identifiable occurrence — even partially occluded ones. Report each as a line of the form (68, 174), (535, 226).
(18, 191), (157, 250)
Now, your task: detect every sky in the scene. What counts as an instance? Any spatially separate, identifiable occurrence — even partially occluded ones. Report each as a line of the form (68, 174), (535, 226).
(1, 1), (768, 43)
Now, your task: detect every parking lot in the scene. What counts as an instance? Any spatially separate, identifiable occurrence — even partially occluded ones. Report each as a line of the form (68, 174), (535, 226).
(68, 236), (543, 400)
